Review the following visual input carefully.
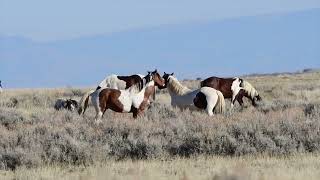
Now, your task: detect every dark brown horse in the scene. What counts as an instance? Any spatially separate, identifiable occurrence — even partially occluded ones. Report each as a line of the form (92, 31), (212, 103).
(201, 76), (261, 107)
(54, 98), (78, 111)
(79, 70), (165, 121)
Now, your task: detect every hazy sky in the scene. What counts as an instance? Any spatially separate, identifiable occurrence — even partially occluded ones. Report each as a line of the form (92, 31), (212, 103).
(0, 1), (319, 88)
(1, 0), (320, 42)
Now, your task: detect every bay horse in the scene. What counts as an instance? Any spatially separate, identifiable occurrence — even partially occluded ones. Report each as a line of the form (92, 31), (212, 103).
(78, 70), (165, 121)
(159, 73), (225, 116)
(201, 76), (261, 107)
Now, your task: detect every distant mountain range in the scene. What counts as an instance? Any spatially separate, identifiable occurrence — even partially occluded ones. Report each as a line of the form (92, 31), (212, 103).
(1, 8), (319, 88)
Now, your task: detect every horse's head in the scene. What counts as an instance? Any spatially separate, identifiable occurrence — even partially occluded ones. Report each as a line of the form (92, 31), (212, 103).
(241, 80), (262, 106)
(148, 69), (165, 88)
(159, 72), (174, 89)
(65, 99), (78, 111)
(256, 94), (262, 101)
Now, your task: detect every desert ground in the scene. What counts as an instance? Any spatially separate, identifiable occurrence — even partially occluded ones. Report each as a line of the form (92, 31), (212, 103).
(0, 70), (320, 179)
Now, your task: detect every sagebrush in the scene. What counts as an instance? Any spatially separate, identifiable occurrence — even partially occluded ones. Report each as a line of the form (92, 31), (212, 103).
(0, 71), (319, 170)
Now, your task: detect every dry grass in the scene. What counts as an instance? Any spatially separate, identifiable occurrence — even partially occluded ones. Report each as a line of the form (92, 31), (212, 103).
(0, 71), (320, 179)
(1, 154), (320, 180)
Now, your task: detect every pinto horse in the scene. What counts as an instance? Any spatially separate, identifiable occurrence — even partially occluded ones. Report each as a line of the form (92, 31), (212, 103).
(78, 70), (165, 121)
(159, 73), (225, 116)
(201, 76), (261, 107)
(0, 80), (2, 93)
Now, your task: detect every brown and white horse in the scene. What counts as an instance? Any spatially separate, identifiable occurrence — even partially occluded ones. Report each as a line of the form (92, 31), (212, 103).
(159, 73), (225, 116)
(201, 76), (261, 107)
(78, 70), (165, 121)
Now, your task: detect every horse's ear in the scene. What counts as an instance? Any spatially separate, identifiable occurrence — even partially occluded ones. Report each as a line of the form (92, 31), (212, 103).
(171, 73), (174, 76)
(155, 69), (158, 73)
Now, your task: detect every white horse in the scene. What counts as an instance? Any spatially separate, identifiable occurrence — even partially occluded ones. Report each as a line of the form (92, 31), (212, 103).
(161, 73), (226, 116)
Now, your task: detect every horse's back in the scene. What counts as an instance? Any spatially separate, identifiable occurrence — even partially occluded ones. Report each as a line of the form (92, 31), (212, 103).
(201, 76), (220, 88)
(201, 76), (234, 98)
(102, 74), (126, 89)
(199, 87), (220, 101)
(171, 89), (200, 107)
(54, 99), (66, 110)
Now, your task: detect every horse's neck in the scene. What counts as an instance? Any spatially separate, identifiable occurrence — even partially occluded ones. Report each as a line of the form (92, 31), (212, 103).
(143, 84), (155, 99)
(168, 78), (191, 96)
(127, 80), (154, 95)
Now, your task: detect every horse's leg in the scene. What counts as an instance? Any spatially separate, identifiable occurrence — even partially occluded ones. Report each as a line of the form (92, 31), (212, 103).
(83, 97), (90, 114)
(131, 106), (139, 119)
(231, 96), (236, 109)
(95, 111), (103, 124)
(236, 94), (244, 106)
(206, 104), (214, 116)
(136, 109), (144, 118)
(93, 94), (105, 124)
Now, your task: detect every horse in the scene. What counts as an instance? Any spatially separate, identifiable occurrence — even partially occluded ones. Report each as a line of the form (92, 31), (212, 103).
(78, 70), (165, 121)
(54, 98), (79, 111)
(96, 74), (145, 90)
(159, 72), (225, 116)
(78, 70), (161, 115)
(81, 72), (158, 110)
(201, 76), (261, 107)
(0, 80), (3, 93)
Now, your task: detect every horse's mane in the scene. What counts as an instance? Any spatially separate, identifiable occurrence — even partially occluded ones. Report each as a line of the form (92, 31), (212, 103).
(242, 81), (259, 98)
(167, 76), (192, 95)
(128, 74), (152, 93)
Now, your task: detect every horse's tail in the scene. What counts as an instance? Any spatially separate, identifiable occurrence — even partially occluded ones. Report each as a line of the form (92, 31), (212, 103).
(215, 90), (226, 114)
(78, 90), (95, 115)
